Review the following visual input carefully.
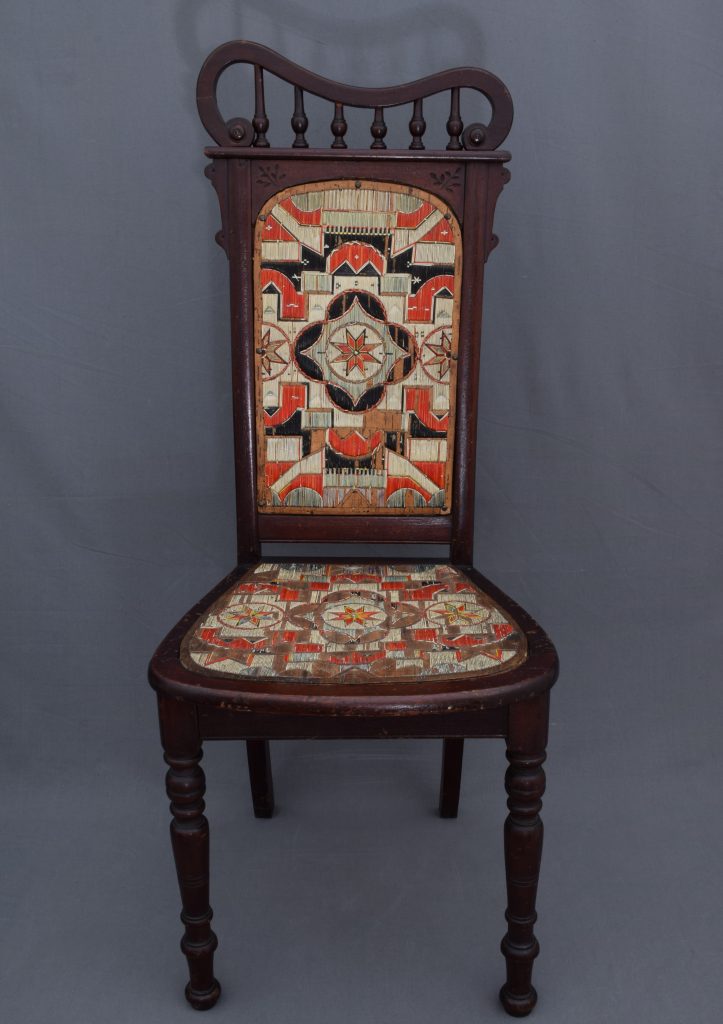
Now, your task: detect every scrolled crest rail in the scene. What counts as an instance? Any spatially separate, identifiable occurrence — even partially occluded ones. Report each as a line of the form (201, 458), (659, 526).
(196, 40), (513, 152)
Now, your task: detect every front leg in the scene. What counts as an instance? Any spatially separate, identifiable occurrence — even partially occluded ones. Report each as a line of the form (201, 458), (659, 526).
(159, 695), (221, 1010)
(500, 693), (549, 1016)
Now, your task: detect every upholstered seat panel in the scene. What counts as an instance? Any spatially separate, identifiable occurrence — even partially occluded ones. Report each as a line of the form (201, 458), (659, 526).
(182, 562), (526, 683)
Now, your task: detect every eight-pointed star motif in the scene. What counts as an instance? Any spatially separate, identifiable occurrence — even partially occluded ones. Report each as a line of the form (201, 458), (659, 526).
(420, 327), (454, 382)
(258, 325), (290, 380)
(330, 604), (383, 627)
(429, 601), (487, 626)
(229, 605), (278, 627)
(217, 600), (284, 632)
(331, 327), (382, 377)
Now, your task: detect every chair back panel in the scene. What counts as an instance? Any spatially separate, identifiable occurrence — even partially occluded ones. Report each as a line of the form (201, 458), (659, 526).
(255, 180), (461, 517)
(197, 42), (512, 562)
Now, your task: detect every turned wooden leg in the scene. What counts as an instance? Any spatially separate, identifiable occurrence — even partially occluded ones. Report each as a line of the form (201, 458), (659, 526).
(439, 737), (464, 818)
(159, 695), (221, 1010)
(500, 693), (549, 1017)
(246, 739), (275, 818)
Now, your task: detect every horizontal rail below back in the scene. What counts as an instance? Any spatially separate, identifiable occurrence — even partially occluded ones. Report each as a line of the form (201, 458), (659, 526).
(258, 515), (452, 544)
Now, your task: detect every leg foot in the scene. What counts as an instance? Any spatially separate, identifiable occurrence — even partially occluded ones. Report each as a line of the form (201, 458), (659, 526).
(500, 983), (537, 1017)
(185, 978), (222, 1011)
(246, 739), (274, 818)
(500, 694), (549, 1015)
(439, 737), (464, 818)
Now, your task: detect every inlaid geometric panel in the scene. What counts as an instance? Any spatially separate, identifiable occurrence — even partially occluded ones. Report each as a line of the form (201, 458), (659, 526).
(254, 182), (462, 515)
(182, 563), (526, 683)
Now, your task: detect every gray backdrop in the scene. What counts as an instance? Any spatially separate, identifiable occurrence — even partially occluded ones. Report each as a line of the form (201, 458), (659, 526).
(2, 2), (722, 1022)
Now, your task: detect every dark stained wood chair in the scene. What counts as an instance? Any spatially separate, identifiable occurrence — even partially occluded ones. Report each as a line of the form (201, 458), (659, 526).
(149, 40), (558, 1017)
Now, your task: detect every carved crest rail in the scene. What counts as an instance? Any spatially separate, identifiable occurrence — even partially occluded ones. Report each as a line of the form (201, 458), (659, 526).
(196, 40), (513, 152)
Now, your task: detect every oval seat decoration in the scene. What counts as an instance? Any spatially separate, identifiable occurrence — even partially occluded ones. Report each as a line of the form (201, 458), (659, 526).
(182, 562), (527, 683)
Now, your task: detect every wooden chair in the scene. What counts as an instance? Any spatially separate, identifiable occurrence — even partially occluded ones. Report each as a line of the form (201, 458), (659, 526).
(149, 40), (558, 1017)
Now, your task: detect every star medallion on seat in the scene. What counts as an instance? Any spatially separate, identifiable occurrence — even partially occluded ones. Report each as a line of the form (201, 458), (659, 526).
(428, 601), (490, 626)
(330, 603), (384, 626)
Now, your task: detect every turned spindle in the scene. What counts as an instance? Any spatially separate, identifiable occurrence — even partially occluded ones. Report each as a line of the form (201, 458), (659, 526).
(446, 87), (463, 150)
(370, 106), (387, 149)
(409, 97), (426, 150)
(331, 101), (348, 148)
(252, 64), (270, 147)
(291, 86), (308, 148)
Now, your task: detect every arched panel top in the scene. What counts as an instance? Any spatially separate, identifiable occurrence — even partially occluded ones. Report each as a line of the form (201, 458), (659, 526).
(253, 180), (462, 517)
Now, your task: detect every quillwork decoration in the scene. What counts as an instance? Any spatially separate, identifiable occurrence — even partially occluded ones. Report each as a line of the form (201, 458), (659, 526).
(254, 181), (462, 515)
(183, 562), (526, 683)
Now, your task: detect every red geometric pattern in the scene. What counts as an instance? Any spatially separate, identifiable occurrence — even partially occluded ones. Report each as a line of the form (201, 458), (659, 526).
(255, 182), (461, 515)
(182, 563), (526, 683)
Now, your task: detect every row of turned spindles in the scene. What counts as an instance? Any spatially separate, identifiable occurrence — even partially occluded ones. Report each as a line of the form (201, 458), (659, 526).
(247, 66), (465, 150)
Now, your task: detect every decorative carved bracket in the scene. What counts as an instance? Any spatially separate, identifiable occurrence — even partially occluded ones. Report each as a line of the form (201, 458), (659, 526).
(484, 165), (512, 262)
(204, 161), (229, 259)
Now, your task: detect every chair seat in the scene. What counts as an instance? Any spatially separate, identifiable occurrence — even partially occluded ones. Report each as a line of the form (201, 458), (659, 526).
(180, 561), (527, 684)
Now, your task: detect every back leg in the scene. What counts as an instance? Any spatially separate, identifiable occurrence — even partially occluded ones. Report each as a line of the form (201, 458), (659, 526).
(439, 738), (464, 818)
(246, 740), (275, 818)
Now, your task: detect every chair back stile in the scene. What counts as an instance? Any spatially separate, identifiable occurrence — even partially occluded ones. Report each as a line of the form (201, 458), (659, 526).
(196, 41), (513, 565)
